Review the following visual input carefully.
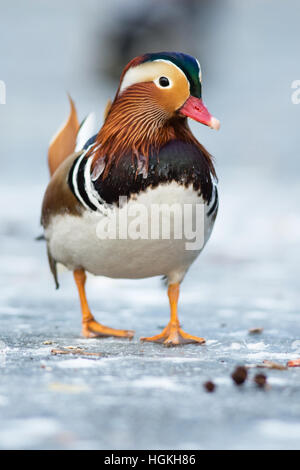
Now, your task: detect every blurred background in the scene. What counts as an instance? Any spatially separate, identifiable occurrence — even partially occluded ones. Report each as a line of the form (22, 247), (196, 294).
(0, 0), (300, 450)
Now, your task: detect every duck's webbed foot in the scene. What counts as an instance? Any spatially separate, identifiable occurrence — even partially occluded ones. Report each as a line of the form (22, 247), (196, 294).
(140, 322), (205, 346)
(82, 320), (134, 339)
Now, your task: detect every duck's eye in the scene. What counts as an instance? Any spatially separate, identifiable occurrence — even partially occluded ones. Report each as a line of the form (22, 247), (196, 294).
(159, 76), (170, 87)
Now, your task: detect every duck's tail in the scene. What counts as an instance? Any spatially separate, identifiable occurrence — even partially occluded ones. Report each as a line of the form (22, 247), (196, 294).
(47, 95), (80, 176)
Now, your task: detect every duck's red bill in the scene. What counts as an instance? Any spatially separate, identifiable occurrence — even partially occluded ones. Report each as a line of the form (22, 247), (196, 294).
(179, 96), (220, 130)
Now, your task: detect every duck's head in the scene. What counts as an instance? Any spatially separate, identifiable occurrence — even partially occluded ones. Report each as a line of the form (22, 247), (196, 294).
(91, 52), (219, 177)
(116, 51), (220, 130)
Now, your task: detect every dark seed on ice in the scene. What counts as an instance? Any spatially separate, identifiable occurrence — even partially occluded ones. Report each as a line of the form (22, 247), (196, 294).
(231, 366), (248, 385)
(248, 327), (264, 334)
(204, 381), (216, 393)
(254, 373), (267, 388)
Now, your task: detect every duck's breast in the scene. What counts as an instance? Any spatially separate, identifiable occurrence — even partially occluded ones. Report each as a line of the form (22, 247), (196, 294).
(46, 180), (217, 282)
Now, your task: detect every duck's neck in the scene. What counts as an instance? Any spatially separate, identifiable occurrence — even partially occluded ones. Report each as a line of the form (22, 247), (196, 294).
(88, 84), (216, 178)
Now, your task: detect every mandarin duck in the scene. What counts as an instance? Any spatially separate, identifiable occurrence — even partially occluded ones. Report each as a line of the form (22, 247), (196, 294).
(41, 52), (220, 346)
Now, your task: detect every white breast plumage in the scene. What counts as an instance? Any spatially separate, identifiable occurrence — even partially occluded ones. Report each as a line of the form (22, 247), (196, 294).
(45, 181), (217, 284)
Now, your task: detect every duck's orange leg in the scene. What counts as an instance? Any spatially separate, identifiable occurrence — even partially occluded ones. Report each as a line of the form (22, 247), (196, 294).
(140, 283), (205, 346)
(73, 269), (134, 339)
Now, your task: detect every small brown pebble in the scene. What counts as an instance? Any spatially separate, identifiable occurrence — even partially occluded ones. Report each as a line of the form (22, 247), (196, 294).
(204, 381), (216, 393)
(249, 327), (264, 334)
(231, 366), (248, 385)
(254, 373), (267, 388)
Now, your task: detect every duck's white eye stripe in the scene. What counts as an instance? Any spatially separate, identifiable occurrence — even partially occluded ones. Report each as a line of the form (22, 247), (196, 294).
(119, 66), (150, 94)
(196, 58), (202, 82)
(119, 58), (191, 95)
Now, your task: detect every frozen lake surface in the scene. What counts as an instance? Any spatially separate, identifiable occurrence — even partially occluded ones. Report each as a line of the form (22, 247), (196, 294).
(0, 175), (300, 450)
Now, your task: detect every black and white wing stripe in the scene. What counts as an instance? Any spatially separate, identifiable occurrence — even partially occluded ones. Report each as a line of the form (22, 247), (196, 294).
(206, 184), (218, 217)
(68, 145), (110, 214)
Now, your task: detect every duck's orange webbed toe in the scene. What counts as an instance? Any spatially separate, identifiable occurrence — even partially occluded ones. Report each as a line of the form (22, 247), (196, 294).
(140, 323), (205, 346)
(82, 320), (134, 339)
(140, 283), (205, 347)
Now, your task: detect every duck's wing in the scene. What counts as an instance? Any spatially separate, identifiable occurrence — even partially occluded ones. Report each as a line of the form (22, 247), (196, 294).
(41, 151), (84, 230)
(41, 150), (84, 289)
(42, 97), (112, 288)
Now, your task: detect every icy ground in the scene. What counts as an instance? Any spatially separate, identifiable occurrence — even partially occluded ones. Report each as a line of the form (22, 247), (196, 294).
(0, 174), (300, 450)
